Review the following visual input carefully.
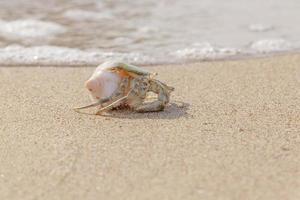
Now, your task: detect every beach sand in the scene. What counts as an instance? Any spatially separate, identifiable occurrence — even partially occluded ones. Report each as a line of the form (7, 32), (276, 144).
(0, 54), (300, 200)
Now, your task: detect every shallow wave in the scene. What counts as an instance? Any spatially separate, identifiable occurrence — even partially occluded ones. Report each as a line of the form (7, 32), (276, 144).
(0, 45), (155, 66)
(248, 24), (274, 32)
(170, 43), (240, 61)
(0, 19), (65, 42)
(0, 42), (297, 66)
(250, 39), (292, 53)
(0, 0), (299, 65)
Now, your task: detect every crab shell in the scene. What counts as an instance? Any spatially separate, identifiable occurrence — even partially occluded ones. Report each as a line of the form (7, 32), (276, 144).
(85, 61), (151, 101)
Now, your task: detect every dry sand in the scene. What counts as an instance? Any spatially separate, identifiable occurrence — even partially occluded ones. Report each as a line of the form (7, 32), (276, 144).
(0, 54), (300, 200)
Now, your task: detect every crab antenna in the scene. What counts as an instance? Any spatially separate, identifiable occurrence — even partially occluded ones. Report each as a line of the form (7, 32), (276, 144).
(73, 100), (102, 110)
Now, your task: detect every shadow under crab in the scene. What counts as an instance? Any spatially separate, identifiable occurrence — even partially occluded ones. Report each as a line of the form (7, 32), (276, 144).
(95, 101), (191, 120)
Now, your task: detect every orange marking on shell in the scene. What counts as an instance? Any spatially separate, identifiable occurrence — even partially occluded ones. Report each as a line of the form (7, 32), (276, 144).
(118, 69), (131, 77)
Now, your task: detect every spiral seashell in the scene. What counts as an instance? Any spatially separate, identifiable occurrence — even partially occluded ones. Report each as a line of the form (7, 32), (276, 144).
(85, 63), (121, 101)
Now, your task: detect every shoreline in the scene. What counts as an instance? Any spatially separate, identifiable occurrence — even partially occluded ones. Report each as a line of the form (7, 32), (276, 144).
(0, 49), (300, 68)
(1, 54), (300, 200)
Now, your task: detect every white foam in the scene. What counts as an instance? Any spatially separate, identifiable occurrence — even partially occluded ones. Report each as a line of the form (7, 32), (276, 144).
(248, 24), (274, 32)
(0, 45), (154, 66)
(0, 19), (66, 41)
(63, 9), (113, 21)
(171, 43), (240, 60)
(250, 39), (292, 53)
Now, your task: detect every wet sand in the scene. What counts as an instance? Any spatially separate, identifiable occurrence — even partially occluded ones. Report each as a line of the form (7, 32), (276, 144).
(0, 54), (300, 200)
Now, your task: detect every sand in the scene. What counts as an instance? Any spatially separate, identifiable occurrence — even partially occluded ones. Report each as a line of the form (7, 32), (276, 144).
(0, 54), (300, 200)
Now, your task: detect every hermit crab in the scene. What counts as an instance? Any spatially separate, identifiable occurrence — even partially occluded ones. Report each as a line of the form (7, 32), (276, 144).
(74, 61), (174, 113)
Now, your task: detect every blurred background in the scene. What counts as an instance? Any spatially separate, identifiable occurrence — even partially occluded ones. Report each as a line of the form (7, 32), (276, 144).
(0, 0), (299, 65)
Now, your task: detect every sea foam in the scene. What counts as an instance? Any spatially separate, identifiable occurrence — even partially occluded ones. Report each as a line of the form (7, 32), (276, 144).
(250, 39), (292, 53)
(0, 19), (66, 41)
(248, 24), (274, 32)
(0, 45), (154, 66)
(171, 43), (240, 60)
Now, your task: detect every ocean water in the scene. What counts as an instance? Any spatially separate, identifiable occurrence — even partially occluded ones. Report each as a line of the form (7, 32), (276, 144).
(0, 0), (299, 66)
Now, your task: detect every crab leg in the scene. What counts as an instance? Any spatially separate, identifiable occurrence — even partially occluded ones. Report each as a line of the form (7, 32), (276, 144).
(96, 88), (134, 114)
(135, 79), (173, 112)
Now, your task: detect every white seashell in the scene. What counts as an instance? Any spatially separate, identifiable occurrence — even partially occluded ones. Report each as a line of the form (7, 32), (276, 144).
(85, 64), (121, 101)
